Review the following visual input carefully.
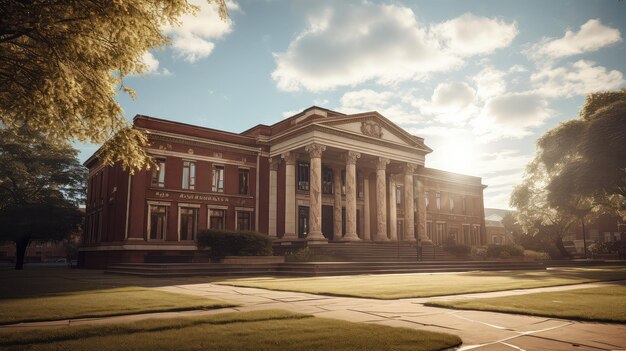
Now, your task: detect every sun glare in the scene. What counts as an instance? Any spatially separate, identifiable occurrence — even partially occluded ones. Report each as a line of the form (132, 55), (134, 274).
(429, 136), (481, 176)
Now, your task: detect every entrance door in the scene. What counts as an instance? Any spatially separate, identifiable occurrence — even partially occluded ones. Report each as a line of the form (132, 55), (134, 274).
(322, 205), (334, 240)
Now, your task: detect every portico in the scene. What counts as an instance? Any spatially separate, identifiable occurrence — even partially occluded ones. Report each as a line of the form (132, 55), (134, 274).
(267, 108), (433, 243)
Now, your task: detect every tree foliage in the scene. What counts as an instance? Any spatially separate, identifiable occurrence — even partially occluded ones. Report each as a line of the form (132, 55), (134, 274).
(537, 88), (626, 212)
(0, 128), (86, 269)
(0, 0), (226, 172)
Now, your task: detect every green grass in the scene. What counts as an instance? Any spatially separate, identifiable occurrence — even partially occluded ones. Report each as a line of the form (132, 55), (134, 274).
(0, 268), (234, 325)
(215, 267), (626, 299)
(426, 285), (626, 323)
(0, 310), (461, 351)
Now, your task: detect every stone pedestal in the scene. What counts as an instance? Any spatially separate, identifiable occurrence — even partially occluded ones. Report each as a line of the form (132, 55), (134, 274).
(282, 152), (297, 239)
(376, 157), (389, 241)
(343, 151), (361, 241)
(305, 143), (326, 241)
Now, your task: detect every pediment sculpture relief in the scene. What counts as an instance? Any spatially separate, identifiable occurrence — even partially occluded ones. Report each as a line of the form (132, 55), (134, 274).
(361, 120), (383, 138)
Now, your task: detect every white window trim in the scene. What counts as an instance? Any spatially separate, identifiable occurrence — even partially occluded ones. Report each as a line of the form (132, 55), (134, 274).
(208, 205), (228, 230)
(235, 207), (255, 231)
(212, 164), (225, 193)
(177, 204), (200, 241)
(146, 201), (171, 241)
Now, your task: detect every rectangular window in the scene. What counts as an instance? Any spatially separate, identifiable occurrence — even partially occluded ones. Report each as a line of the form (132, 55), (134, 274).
(182, 161), (196, 190)
(462, 196), (466, 214)
(209, 209), (226, 230)
(425, 191), (429, 209)
(297, 162), (310, 191)
(238, 168), (249, 195)
(237, 211), (254, 231)
(341, 170), (346, 195)
(151, 158), (166, 187)
(396, 186), (402, 206)
(149, 205), (167, 240)
(179, 207), (198, 241)
(436, 222), (446, 245)
(212, 165), (224, 192)
(322, 167), (333, 194)
(450, 197), (454, 212)
(436, 191), (441, 210)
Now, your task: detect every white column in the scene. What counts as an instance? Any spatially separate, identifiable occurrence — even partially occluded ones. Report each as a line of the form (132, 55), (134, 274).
(415, 173), (431, 243)
(281, 152), (297, 239)
(376, 157), (390, 241)
(363, 176), (371, 241)
(333, 166), (343, 241)
(404, 163), (416, 241)
(268, 157), (280, 237)
(388, 175), (397, 241)
(344, 151), (361, 241)
(305, 143), (326, 241)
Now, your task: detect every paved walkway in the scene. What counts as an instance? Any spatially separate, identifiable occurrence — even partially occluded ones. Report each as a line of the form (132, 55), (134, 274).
(4, 280), (626, 351)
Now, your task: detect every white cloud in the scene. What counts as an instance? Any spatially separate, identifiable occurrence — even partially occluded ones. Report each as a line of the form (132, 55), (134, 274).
(433, 13), (518, 56)
(526, 19), (622, 61)
(339, 89), (422, 125)
(474, 93), (552, 139)
(163, 0), (235, 62)
(431, 82), (476, 111)
(134, 52), (173, 76)
(531, 60), (625, 98)
(473, 67), (507, 101)
(272, 3), (517, 92)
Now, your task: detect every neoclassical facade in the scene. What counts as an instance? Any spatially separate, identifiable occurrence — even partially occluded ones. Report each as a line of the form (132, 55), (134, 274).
(81, 107), (486, 268)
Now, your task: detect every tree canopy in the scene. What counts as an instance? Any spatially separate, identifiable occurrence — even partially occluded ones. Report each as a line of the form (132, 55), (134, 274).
(0, 0), (226, 172)
(536, 89), (626, 212)
(0, 128), (86, 269)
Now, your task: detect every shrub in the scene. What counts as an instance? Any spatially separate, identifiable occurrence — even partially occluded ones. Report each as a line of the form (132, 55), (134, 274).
(523, 250), (550, 261)
(285, 247), (337, 262)
(471, 246), (487, 259)
(196, 229), (272, 258)
(444, 244), (471, 257)
(486, 244), (524, 258)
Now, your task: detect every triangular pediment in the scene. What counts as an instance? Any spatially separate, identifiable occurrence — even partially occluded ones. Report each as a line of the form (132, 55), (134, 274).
(318, 113), (431, 152)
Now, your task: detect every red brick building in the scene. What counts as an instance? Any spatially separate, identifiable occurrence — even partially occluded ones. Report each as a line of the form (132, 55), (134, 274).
(80, 107), (486, 268)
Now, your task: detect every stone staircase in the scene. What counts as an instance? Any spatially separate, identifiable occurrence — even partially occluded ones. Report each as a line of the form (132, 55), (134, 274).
(303, 242), (458, 261)
(105, 260), (547, 278)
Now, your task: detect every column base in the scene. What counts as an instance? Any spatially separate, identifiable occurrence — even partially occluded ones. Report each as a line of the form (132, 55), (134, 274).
(282, 232), (298, 240)
(306, 231), (327, 241)
(376, 234), (389, 241)
(341, 232), (360, 241)
(404, 236), (416, 242)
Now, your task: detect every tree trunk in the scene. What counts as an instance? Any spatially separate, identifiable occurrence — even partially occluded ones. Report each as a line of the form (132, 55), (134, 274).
(554, 236), (570, 259)
(14, 235), (31, 270)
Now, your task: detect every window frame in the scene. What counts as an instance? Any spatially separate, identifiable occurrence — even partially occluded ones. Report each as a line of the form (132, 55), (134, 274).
(151, 158), (166, 188)
(182, 160), (196, 190)
(297, 161), (310, 191)
(238, 168), (249, 195)
(178, 204), (200, 241)
(208, 205), (228, 230)
(235, 207), (254, 231)
(212, 164), (225, 193)
(147, 201), (170, 241)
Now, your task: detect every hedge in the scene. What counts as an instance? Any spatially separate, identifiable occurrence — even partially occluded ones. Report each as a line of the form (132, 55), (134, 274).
(196, 229), (273, 258)
(444, 244), (471, 257)
(486, 244), (524, 258)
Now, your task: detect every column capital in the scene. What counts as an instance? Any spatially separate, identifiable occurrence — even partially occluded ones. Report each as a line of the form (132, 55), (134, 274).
(305, 143), (326, 158)
(344, 151), (361, 165)
(376, 157), (390, 170)
(404, 163), (417, 175)
(281, 151), (298, 165)
(269, 157), (281, 171)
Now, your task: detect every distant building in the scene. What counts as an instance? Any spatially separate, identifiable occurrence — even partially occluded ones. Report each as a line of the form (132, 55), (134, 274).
(81, 107), (487, 268)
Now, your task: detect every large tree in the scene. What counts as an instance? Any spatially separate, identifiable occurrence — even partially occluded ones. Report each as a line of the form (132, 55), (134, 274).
(0, 128), (85, 270)
(0, 0), (226, 171)
(510, 160), (576, 258)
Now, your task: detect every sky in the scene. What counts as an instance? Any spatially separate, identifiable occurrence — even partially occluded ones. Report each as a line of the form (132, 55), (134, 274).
(81, 0), (626, 210)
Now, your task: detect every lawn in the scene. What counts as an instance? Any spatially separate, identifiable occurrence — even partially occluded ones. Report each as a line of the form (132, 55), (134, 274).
(426, 285), (626, 323)
(0, 267), (233, 325)
(215, 267), (626, 299)
(0, 310), (462, 351)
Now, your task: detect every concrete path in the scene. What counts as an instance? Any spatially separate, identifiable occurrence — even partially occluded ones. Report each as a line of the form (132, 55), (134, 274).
(154, 281), (626, 351)
(3, 280), (625, 351)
